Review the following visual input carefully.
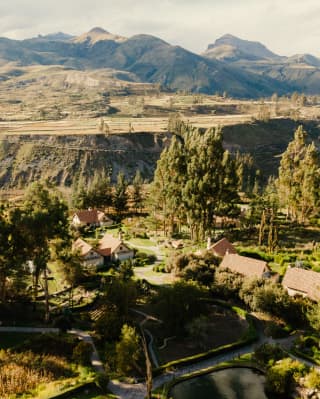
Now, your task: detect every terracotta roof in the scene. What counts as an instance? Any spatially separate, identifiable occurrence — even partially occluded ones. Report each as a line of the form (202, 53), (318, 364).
(209, 238), (237, 257)
(99, 233), (123, 253)
(282, 267), (320, 301)
(97, 247), (112, 257)
(73, 209), (105, 224)
(220, 253), (268, 278)
(73, 238), (93, 257)
(171, 240), (184, 249)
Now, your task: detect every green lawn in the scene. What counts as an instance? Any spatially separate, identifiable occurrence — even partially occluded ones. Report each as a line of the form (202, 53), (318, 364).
(129, 237), (155, 247)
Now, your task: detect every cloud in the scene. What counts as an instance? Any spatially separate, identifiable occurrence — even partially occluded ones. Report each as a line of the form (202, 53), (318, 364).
(0, 0), (319, 57)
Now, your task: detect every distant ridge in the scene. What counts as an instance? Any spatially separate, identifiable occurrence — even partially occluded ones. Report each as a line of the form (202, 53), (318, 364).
(203, 33), (320, 94)
(38, 32), (74, 41)
(1, 28), (320, 96)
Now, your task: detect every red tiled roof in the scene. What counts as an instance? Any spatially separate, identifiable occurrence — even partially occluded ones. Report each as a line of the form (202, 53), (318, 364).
(97, 247), (112, 257)
(282, 267), (320, 302)
(99, 233), (121, 252)
(220, 253), (268, 278)
(209, 238), (237, 257)
(73, 238), (93, 257)
(74, 209), (105, 224)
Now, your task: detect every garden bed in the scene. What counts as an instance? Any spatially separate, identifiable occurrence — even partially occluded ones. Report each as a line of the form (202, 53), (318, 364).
(152, 304), (248, 365)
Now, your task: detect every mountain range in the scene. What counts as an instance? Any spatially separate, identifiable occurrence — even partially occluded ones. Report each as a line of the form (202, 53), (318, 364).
(1, 27), (320, 98)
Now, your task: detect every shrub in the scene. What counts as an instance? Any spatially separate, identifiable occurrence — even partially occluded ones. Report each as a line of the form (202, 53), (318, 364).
(253, 343), (285, 367)
(95, 372), (110, 392)
(265, 358), (306, 398)
(238, 248), (273, 262)
(72, 341), (92, 366)
(264, 322), (288, 339)
(53, 315), (72, 333)
(17, 333), (78, 359)
(305, 369), (320, 389)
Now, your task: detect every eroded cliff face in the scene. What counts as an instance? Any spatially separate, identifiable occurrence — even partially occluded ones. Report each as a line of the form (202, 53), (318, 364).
(1, 119), (319, 189)
(0, 132), (171, 188)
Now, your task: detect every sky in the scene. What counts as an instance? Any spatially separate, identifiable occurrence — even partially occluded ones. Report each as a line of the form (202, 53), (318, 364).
(1, 0), (320, 56)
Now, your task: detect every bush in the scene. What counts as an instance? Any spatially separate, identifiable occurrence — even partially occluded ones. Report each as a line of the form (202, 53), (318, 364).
(95, 372), (110, 392)
(265, 358), (306, 398)
(72, 341), (92, 366)
(305, 369), (320, 389)
(238, 248), (273, 262)
(153, 264), (166, 273)
(264, 322), (288, 339)
(253, 343), (285, 367)
(53, 315), (72, 333)
(17, 333), (78, 359)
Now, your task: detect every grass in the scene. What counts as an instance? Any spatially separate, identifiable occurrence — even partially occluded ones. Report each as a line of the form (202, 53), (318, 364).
(0, 332), (40, 349)
(129, 237), (155, 247)
(133, 266), (176, 285)
(60, 386), (116, 399)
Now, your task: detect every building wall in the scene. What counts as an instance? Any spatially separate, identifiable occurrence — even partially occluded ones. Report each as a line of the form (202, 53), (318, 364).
(285, 287), (307, 298)
(82, 252), (104, 268)
(113, 250), (134, 262)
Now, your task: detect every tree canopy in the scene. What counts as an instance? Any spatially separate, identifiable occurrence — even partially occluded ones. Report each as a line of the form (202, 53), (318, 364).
(151, 125), (239, 240)
(277, 125), (320, 223)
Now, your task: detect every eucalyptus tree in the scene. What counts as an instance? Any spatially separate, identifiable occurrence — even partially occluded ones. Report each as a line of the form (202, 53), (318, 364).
(152, 125), (239, 240)
(0, 206), (28, 302)
(132, 170), (144, 213)
(23, 181), (69, 321)
(113, 171), (128, 216)
(277, 126), (320, 223)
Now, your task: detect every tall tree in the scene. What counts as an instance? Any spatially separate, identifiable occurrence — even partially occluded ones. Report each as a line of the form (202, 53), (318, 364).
(152, 126), (239, 240)
(113, 171), (128, 216)
(277, 126), (320, 223)
(88, 170), (113, 209)
(132, 170), (144, 213)
(0, 206), (28, 302)
(23, 182), (69, 321)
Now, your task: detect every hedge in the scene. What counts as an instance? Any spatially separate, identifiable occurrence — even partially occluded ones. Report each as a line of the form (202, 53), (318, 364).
(291, 348), (320, 366)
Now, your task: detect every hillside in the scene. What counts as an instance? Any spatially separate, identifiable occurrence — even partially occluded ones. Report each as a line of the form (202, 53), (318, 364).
(203, 34), (320, 94)
(0, 132), (170, 188)
(0, 28), (292, 98)
(1, 119), (319, 189)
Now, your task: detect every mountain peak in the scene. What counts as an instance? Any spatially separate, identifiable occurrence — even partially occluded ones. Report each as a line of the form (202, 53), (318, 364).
(204, 34), (280, 61)
(73, 27), (127, 45)
(219, 33), (238, 41)
(88, 27), (109, 35)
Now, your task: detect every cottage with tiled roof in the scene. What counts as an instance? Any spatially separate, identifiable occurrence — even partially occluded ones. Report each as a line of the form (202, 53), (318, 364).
(72, 209), (113, 228)
(98, 233), (134, 262)
(208, 237), (237, 257)
(73, 238), (104, 269)
(220, 253), (269, 279)
(282, 267), (320, 302)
